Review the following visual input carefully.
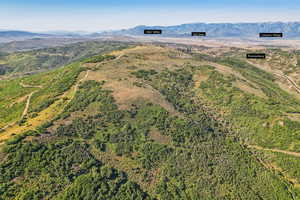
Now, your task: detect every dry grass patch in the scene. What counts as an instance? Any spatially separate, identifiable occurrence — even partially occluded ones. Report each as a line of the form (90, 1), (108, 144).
(85, 45), (202, 115)
(234, 80), (267, 99)
(193, 73), (209, 88)
(287, 113), (300, 123)
(204, 61), (247, 80)
(8, 95), (28, 108)
(0, 95), (69, 144)
(148, 128), (171, 145)
(104, 80), (180, 115)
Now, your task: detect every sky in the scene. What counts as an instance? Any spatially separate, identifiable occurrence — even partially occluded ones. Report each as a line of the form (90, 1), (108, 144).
(0, 0), (300, 32)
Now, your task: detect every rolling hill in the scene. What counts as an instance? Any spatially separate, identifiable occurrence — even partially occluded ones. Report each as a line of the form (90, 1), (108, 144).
(1, 43), (300, 199)
(0, 40), (134, 77)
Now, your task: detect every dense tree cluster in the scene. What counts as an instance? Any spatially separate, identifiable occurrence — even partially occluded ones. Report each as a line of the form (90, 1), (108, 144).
(131, 69), (157, 80)
(84, 55), (116, 64)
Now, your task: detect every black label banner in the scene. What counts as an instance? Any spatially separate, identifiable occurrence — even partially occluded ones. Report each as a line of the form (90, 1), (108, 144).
(191, 32), (206, 36)
(246, 53), (266, 59)
(144, 29), (162, 34)
(259, 33), (283, 37)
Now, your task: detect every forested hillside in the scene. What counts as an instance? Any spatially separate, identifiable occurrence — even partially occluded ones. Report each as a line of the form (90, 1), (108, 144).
(1, 44), (300, 199)
(0, 41), (133, 76)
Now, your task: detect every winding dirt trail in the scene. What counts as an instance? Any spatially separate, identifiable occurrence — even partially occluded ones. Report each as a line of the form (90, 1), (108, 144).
(109, 54), (123, 62)
(248, 145), (300, 158)
(19, 82), (43, 118)
(0, 55), (123, 142)
(249, 144), (300, 194)
(94, 53), (124, 66)
(0, 122), (15, 132)
(20, 81), (43, 88)
(246, 60), (300, 94)
(0, 69), (90, 135)
(21, 92), (34, 118)
(274, 73), (300, 94)
(74, 70), (89, 94)
(0, 82), (42, 132)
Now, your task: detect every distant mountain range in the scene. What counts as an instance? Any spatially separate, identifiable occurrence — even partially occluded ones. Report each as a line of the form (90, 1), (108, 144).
(1, 22), (300, 41)
(0, 31), (54, 43)
(0, 31), (51, 38)
(99, 22), (300, 38)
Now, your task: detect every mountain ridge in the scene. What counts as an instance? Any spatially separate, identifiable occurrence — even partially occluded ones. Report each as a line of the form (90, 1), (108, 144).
(98, 22), (300, 38)
(2, 22), (300, 39)
(0, 30), (52, 38)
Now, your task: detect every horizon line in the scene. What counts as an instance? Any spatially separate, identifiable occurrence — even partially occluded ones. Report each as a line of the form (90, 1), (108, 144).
(1, 21), (300, 34)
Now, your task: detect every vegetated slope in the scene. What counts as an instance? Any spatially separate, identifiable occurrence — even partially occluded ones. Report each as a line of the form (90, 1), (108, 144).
(0, 78), (35, 128)
(0, 40), (134, 76)
(0, 38), (92, 53)
(190, 46), (300, 192)
(0, 60), (84, 136)
(0, 45), (299, 199)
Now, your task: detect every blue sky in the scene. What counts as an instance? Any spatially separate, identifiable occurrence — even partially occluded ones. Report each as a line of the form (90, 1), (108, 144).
(1, 0), (299, 32)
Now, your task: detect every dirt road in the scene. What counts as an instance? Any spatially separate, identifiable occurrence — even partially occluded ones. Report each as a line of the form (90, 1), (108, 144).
(20, 81), (43, 88)
(21, 92), (34, 118)
(19, 82), (43, 118)
(0, 82), (42, 132)
(248, 145), (300, 158)
(246, 60), (300, 94)
(273, 73), (300, 93)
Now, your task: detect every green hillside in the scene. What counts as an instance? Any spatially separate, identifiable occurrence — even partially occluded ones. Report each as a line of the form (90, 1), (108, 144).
(0, 41), (133, 76)
(0, 61), (83, 129)
(1, 44), (300, 199)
